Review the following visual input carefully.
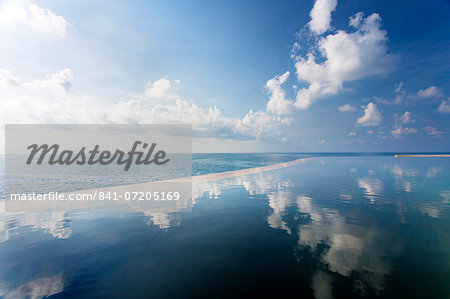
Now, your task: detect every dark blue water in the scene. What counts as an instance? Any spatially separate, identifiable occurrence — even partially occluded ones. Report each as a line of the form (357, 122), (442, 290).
(0, 154), (449, 298)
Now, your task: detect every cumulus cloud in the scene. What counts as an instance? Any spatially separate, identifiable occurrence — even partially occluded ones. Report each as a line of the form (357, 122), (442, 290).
(265, 71), (294, 114)
(425, 126), (444, 137)
(0, 68), (86, 123)
(237, 109), (292, 138)
(294, 11), (394, 109)
(391, 126), (418, 139)
(338, 104), (355, 112)
(437, 100), (450, 113)
(400, 111), (413, 123)
(308, 0), (337, 35)
(356, 103), (382, 126)
(414, 86), (443, 98)
(0, 68), (290, 140)
(393, 111), (413, 124)
(144, 77), (178, 100)
(0, 69), (22, 86)
(0, 0), (69, 36)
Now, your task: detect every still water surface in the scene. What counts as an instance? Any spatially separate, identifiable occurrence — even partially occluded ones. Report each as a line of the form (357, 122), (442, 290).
(0, 155), (449, 298)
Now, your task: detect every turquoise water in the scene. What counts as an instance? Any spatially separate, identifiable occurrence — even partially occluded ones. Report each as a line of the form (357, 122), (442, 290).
(192, 153), (397, 176)
(0, 154), (449, 298)
(0, 152), (441, 196)
(3, 153), (306, 196)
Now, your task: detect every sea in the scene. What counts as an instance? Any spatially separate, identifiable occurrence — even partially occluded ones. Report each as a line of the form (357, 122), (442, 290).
(0, 153), (449, 298)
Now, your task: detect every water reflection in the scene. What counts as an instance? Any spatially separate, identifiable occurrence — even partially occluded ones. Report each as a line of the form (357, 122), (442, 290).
(357, 178), (382, 202)
(184, 157), (447, 297)
(0, 273), (64, 299)
(311, 270), (334, 299)
(0, 212), (71, 242)
(0, 157), (448, 297)
(392, 164), (418, 178)
(185, 159), (436, 296)
(420, 190), (450, 219)
(267, 188), (295, 234)
(295, 194), (402, 295)
(426, 166), (443, 178)
(144, 212), (173, 229)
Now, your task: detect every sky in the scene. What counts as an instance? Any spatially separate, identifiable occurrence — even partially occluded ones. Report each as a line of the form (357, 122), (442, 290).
(0, 0), (449, 152)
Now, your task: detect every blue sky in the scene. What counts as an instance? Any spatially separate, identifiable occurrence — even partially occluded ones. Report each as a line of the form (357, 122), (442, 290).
(0, 0), (449, 152)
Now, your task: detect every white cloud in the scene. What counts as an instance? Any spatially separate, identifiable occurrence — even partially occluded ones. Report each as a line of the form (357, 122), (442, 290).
(237, 109), (292, 138)
(28, 4), (68, 36)
(0, 68), (86, 124)
(414, 86), (443, 98)
(308, 0), (337, 35)
(349, 131), (356, 136)
(144, 77), (178, 100)
(400, 111), (412, 123)
(391, 126), (418, 139)
(437, 100), (450, 113)
(338, 104), (355, 112)
(0, 0), (69, 36)
(0, 0), (27, 28)
(295, 12), (394, 109)
(290, 42), (301, 58)
(374, 96), (391, 105)
(379, 84), (444, 105)
(375, 87), (405, 105)
(265, 71), (294, 115)
(0, 68), (290, 141)
(393, 82), (406, 104)
(0, 69), (22, 86)
(425, 126), (444, 137)
(356, 103), (382, 126)
(394, 111), (413, 124)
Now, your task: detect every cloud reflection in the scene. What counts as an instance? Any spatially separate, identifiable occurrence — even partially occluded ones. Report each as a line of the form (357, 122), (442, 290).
(0, 212), (71, 242)
(311, 271), (333, 299)
(419, 191), (450, 219)
(392, 165), (418, 178)
(267, 190), (295, 234)
(357, 178), (382, 202)
(0, 157), (447, 299)
(295, 192), (402, 295)
(0, 273), (64, 299)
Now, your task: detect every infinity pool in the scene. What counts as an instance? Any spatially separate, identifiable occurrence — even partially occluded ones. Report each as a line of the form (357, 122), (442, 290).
(0, 156), (449, 298)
